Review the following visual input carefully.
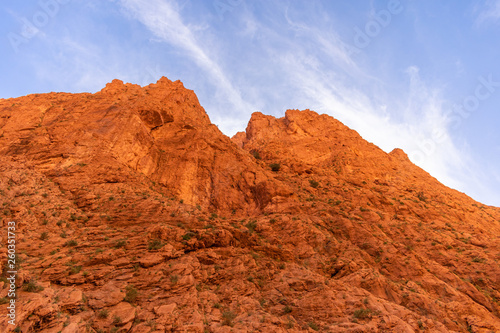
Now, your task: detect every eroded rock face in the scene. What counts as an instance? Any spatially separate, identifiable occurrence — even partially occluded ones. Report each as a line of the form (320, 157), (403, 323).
(0, 77), (289, 214)
(0, 78), (499, 333)
(87, 282), (126, 309)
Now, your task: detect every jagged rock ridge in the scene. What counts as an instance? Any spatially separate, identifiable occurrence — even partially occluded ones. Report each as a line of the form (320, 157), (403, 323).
(0, 77), (499, 332)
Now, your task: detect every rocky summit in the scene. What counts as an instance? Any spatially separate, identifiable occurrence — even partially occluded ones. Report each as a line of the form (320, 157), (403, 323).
(0, 77), (499, 333)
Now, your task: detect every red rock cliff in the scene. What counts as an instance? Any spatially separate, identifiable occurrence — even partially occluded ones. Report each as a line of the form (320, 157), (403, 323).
(0, 78), (499, 332)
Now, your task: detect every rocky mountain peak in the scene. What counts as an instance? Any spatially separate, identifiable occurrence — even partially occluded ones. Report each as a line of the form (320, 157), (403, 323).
(0, 78), (499, 332)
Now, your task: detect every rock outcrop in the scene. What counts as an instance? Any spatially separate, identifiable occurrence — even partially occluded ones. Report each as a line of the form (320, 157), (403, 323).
(0, 77), (292, 216)
(0, 78), (499, 332)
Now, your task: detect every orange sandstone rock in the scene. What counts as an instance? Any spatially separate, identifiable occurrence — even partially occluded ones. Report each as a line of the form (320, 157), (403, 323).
(0, 78), (498, 332)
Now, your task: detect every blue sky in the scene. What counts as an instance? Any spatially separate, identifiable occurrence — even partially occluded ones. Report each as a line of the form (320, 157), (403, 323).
(1, 0), (500, 206)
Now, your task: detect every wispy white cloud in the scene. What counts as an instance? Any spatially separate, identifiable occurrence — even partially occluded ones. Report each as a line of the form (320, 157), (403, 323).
(475, 0), (500, 25)
(275, 47), (468, 191)
(283, 9), (359, 74)
(119, 0), (254, 117)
